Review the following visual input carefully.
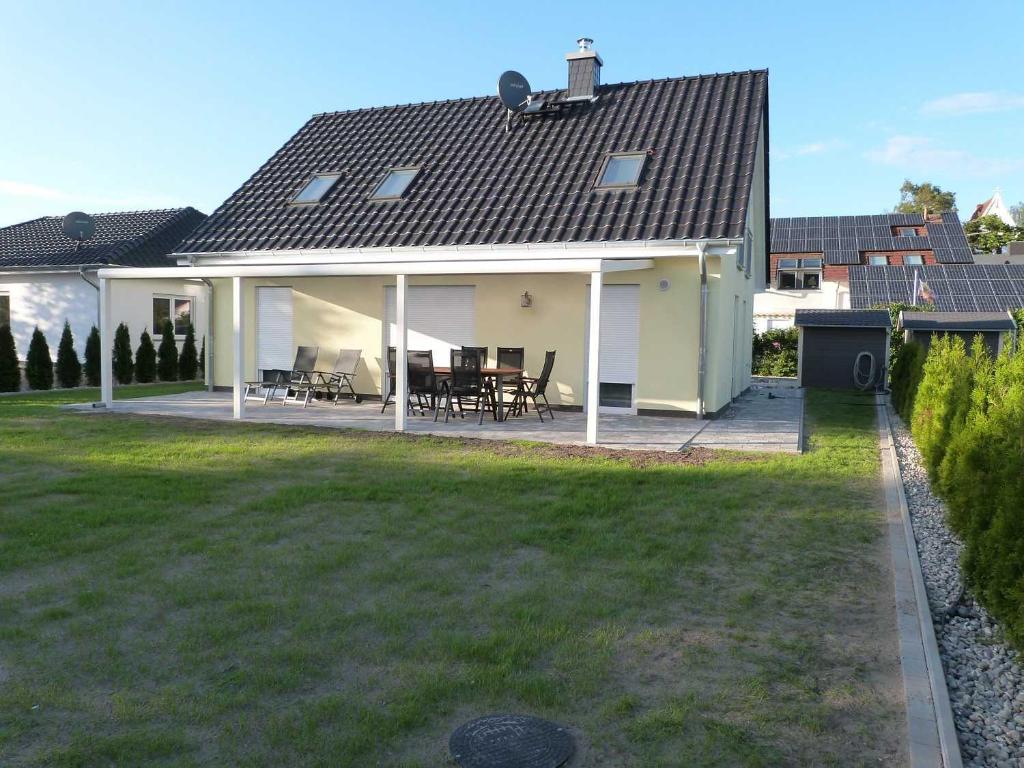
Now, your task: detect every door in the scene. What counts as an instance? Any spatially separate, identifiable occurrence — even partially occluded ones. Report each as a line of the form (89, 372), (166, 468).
(256, 286), (293, 379)
(384, 285), (475, 369)
(584, 284), (641, 414)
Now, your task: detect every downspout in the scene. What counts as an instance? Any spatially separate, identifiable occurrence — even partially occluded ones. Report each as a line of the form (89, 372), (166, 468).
(696, 242), (708, 419)
(78, 266), (101, 325)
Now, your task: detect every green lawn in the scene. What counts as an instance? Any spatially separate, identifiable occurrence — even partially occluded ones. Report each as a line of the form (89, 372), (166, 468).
(0, 387), (903, 767)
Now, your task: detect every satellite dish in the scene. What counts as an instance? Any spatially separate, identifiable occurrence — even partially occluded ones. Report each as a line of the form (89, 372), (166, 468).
(497, 70), (532, 112)
(62, 212), (96, 242)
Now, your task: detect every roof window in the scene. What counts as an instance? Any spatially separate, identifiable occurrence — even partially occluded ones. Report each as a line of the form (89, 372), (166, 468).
(290, 173), (342, 205)
(370, 168), (419, 200)
(596, 152), (646, 189)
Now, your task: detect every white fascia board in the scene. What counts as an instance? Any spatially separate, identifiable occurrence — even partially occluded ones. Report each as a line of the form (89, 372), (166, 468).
(97, 258), (654, 281)
(172, 239), (739, 268)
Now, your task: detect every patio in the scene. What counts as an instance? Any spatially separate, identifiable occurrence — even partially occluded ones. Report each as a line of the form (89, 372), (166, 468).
(74, 384), (803, 453)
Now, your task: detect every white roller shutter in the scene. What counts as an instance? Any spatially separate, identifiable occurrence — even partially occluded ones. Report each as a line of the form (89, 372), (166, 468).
(598, 285), (640, 383)
(256, 287), (293, 373)
(384, 285), (475, 365)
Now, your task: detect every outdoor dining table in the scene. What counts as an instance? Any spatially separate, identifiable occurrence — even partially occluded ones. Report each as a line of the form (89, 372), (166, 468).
(434, 366), (523, 422)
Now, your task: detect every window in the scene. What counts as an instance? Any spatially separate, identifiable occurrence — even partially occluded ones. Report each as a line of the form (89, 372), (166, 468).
(596, 152), (646, 189)
(153, 297), (193, 336)
(599, 382), (634, 408)
(290, 173), (342, 205)
(776, 258), (822, 290)
(868, 255), (888, 266)
(896, 226), (918, 237)
(370, 168), (419, 200)
(904, 254), (924, 265)
(0, 294), (9, 327)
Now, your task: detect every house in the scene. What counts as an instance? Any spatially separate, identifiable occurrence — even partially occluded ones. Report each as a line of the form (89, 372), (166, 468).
(95, 40), (769, 444)
(753, 212), (971, 331)
(0, 208), (207, 362)
(970, 188), (1015, 227)
(849, 263), (1024, 313)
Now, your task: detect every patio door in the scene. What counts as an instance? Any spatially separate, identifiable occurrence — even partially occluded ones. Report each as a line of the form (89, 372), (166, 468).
(384, 285), (475, 370)
(256, 286), (293, 379)
(584, 284), (640, 414)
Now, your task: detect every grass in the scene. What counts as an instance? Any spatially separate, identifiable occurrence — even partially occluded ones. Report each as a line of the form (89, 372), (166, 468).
(0, 387), (902, 766)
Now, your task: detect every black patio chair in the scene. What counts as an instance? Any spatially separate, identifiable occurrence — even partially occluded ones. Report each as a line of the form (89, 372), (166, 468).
(313, 349), (363, 405)
(408, 350), (442, 416)
(243, 345), (319, 406)
(381, 346), (397, 413)
(496, 346), (525, 415)
(458, 346), (492, 413)
(513, 350), (556, 422)
(436, 348), (495, 424)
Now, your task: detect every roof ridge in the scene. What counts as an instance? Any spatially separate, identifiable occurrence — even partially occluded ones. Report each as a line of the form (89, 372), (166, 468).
(309, 69), (768, 119)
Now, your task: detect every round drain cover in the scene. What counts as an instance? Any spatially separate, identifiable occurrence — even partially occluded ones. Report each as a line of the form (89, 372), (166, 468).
(449, 713), (574, 768)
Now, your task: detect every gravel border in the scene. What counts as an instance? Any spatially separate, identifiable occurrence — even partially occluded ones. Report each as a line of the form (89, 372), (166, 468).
(889, 408), (1024, 768)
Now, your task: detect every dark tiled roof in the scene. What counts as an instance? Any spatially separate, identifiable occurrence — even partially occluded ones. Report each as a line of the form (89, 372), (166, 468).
(177, 71), (769, 255)
(900, 311), (1016, 331)
(771, 212), (971, 265)
(850, 264), (1024, 312)
(794, 309), (892, 328)
(0, 208), (206, 269)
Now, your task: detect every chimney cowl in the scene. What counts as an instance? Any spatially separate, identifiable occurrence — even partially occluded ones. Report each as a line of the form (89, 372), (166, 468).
(565, 37), (602, 101)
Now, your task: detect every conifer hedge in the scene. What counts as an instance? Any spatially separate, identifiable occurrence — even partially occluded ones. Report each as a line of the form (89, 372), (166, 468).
(135, 329), (157, 383)
(84, 326), (101, 387)
(25, 327), (54, 390)
(157, 320), (178, 381)
(889, 340), (926, 417)
(55, 321), (81, 388)
(178, 324), (198, 381)
(113, 323), (134, 384)
(0, 324), (19, 392)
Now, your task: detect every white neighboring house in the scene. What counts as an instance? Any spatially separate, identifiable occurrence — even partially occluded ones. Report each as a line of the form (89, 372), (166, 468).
(754, 212), (972, 331)
(970, 188), (1015, 227)
(0, 208), (208, 366)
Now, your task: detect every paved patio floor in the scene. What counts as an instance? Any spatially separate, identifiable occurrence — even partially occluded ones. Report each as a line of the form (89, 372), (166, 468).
(73, 384), (803, 453)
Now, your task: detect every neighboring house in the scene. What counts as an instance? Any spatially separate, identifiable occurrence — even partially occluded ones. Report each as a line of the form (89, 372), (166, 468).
(753, 212), (972, 331)
(849, 264), (1024, 312)
(97, 40), (769, 442)
(973, 240), (1024, 266)
(0, 208), (207, 360)
(970, 188), (1015, 227)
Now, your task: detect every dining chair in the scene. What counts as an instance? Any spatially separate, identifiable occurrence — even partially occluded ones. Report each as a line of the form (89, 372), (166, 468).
(407, 350), (441, 415)
(436, 348), (495, 423)
(496, 346), (525, 416)
(515, 350), (556, 421)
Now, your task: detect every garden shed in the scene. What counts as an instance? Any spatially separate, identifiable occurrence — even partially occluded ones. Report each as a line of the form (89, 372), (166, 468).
(900, 311), (1017, 357)
(794, 309), (891, 390)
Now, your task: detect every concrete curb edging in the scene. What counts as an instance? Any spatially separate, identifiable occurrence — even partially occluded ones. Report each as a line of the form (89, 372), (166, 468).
(876, 394), (962, 768)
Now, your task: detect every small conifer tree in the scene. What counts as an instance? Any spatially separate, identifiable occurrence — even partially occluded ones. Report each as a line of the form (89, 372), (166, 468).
(135, 328), (157, 383)
(0, 324), (19, 392)
(157, 320), (178, 381)
(55, 321), (82, 388)
(178, 324), (199, 380)
(112, 322), (134, 385)
(84, 326), (101, 386)
(198, 335), (206, 381)
(25, 327), (54, 390)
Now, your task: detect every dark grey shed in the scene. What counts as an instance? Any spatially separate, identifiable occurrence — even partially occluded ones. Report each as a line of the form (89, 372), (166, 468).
(794, 309), (892, 390)
(899, 311), (1017, 357)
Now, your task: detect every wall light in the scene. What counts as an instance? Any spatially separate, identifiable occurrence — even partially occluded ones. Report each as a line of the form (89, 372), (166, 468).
(520, 291), (533, 308)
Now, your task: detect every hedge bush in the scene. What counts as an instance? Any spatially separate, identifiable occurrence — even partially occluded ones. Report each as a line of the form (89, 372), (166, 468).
(55, 321), (81, 388)
(157, 320), (178, 381)
(135, 329), (157, 383)
(752, 327), (798, 377)
(84, 326), (101, 387)
(25, 327), (54, 390)
(198, 335), (205, 380)
(0, 324), (19, 392)
(911, 334), (975, 479)
(113, 323), (134, 385)
(889, 340), (926, 417)
(178, 324), (198, 381)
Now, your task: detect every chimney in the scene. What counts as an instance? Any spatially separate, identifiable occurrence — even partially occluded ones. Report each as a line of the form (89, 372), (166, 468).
(565, 37), (602, 101)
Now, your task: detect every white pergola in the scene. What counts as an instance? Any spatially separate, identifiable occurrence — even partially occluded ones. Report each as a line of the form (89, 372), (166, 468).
(96, 255), (660, 445)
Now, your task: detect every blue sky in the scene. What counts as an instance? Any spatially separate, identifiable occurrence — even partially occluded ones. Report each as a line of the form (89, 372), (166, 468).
(1, 0), (1021, 227)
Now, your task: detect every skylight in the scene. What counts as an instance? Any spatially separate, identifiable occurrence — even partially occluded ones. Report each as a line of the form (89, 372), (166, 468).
(291, 173), (342, 205)
(596, 152), (646, 189)
(370, 168), (419, 200)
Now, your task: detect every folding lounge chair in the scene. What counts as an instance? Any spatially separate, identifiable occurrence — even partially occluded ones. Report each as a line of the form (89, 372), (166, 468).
(313, 349), (363, 405)
(243, 346), (319, 406)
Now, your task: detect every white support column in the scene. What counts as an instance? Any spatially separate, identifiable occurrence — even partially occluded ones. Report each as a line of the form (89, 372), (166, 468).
(586, 270), (603, 445)
(205, 280), (214, 391)
(232, 276), (245, 420)
(394, 274), (408, 431)
(99, 277), (113, 406)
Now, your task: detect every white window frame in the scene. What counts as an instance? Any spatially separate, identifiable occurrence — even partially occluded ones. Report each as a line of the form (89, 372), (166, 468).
(903, 254), (924, 266)
(370, 167), (420, 201)
(776, 258), (822, 291)
(290, 172), (342, 205)
(896, 226), (917, 237)
(868, 255), (888, 266)
(595, 151), (647, 190)
(152, 295), (193, 337)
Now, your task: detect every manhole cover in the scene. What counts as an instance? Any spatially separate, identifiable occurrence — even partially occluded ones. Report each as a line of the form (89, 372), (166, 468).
(449, 713), (574, 768)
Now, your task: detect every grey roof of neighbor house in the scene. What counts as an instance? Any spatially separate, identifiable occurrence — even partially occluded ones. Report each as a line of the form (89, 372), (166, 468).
(900, 311), (1017, 331)
(849, 264), (1024, 312)
(0, 208), (207, 269)
(771, 212), (972, 265)
(176, 70), (769, 256)
(794, 309), (892, 328)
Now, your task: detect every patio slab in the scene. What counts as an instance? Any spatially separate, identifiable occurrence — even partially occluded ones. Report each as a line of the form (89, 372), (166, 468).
(71, 385), (803, 453)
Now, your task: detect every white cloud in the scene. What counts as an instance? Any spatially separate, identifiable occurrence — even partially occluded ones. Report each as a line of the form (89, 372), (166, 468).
(0, 179), (70, 201)
(921, 91), (1024, 116)
(864, 135), (1024, 177)
(772, 139), (846, 160)
(0, 178), (181, 215)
